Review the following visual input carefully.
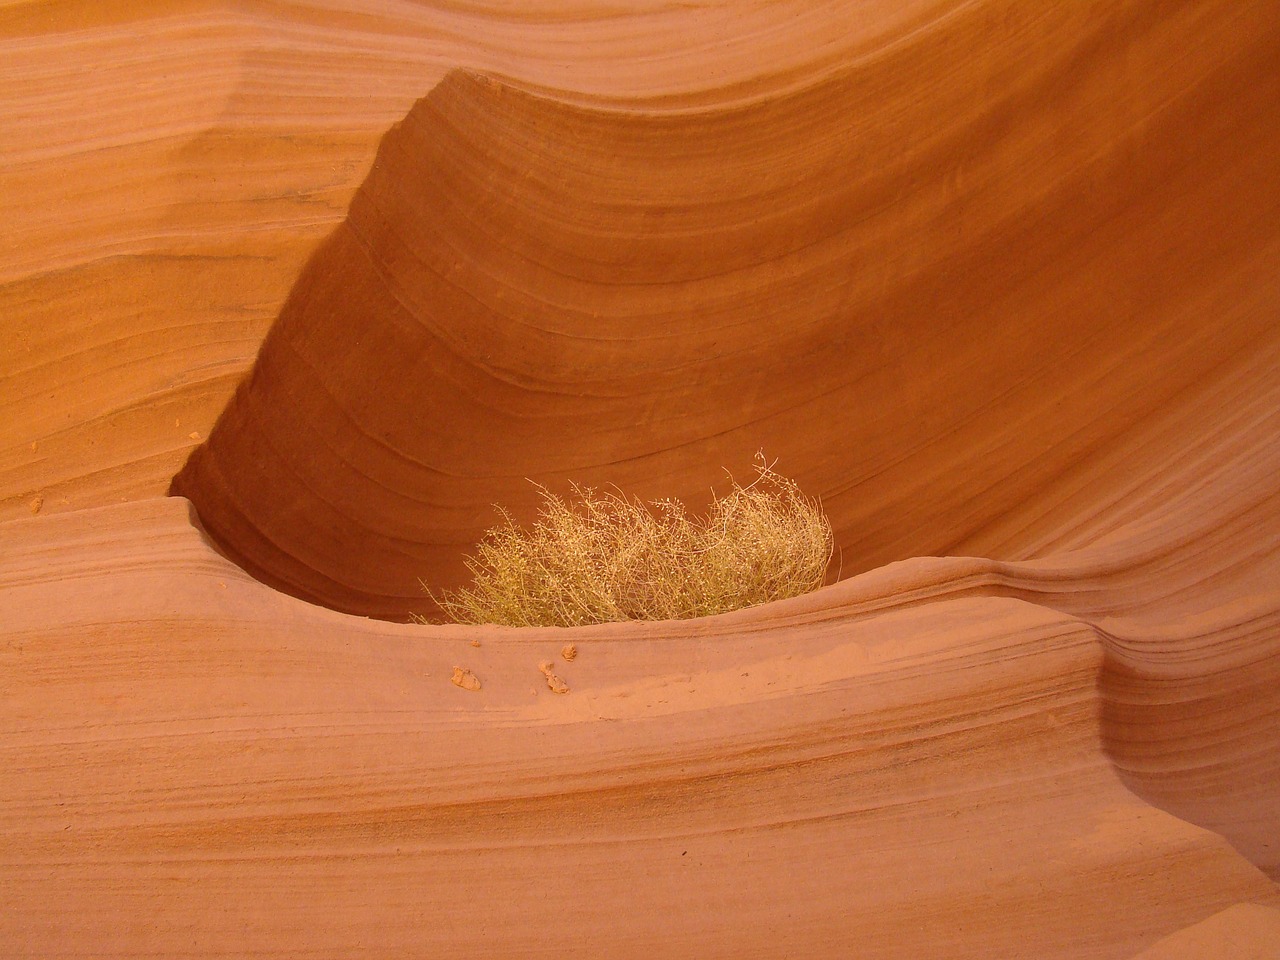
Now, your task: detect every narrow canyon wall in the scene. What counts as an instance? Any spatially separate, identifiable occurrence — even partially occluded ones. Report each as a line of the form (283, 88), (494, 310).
(2, 1), (1278, 957)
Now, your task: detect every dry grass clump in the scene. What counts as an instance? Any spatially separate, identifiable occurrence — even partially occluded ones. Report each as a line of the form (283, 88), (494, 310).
(419, 456), (832, 627)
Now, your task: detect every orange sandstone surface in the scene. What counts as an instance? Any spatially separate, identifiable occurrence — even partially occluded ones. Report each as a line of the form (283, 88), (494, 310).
(2, 1), (1279, 956)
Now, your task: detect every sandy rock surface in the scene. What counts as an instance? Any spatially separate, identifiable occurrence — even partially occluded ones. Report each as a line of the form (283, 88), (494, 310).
(2, 1), (1278, 956)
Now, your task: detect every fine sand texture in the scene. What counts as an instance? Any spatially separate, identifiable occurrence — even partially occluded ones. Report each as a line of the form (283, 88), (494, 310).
(2, 1), (1279, 957)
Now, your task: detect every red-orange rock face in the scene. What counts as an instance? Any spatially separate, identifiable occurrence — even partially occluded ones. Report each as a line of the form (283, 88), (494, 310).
(2, 1), (1279, 956)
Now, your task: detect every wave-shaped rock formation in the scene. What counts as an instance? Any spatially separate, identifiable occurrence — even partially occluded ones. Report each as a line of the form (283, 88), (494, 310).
(173, 3), (1280, 623)
(2, 0), (1279, 956)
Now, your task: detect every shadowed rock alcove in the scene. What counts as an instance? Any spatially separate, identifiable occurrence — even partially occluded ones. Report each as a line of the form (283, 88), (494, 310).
(173, 3), (1279, 621)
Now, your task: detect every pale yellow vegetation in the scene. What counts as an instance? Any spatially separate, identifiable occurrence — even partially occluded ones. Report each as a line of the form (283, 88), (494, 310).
(417, 457), (833, 627)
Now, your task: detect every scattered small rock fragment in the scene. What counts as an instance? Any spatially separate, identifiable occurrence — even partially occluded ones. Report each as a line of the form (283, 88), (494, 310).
(188, 431), (201, 441)
(469, 639), (481, 648)
(545, 673), (569, 695)
(450, 666), (481, 691)
(29, 496), (43, 515)
(538, 660), (569, 694)
(561, 643), (577, 662)
(29, 441), (37, 452)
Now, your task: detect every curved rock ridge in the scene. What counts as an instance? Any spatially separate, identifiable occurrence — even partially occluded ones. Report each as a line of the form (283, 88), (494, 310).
(3, 0), (1280, 955)
(173, 0), (1280, 619)
(1, 497), (1278, 957)
(0, 0), (949, 522)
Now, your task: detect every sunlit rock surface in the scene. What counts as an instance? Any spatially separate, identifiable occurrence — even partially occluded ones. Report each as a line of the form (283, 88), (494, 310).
(2, 1), (1278, 956)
